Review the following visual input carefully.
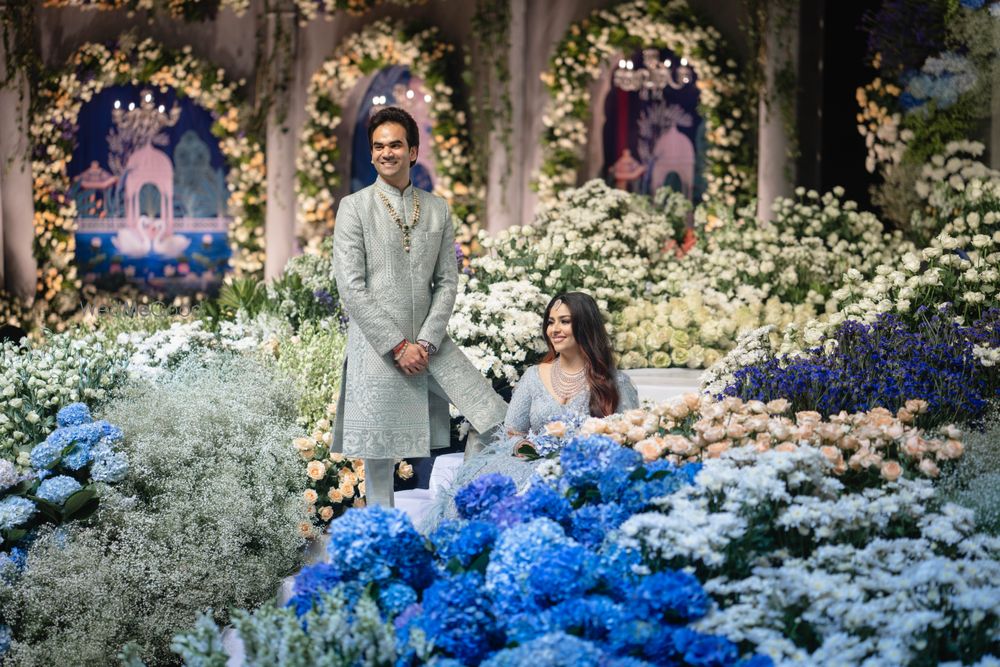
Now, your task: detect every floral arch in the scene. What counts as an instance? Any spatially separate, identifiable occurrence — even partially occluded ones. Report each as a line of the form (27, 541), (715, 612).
(296, 19), (478, 254)
(534, 0), (755, 208)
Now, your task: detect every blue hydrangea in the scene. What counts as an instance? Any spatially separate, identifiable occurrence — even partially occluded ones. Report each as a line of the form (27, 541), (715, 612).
(568, 502), (630, 547)
(506, 595), (627, 645)
(559, 435), (642, 495)
(481, 632), (608, 667)
(961, 0), (985, 8)
(0, 496), (36, 530)
(377, 581), (417, 619)
(61, 422), (106, 470)
(35, 475), (83, 505)
(485, 518), (593, 620)
(56, 402), (91, 427)
(454, 473), (516, 521)
(672, 628), (740, 667)
(517, 480), (572, 524)
(29, 438), (63, 470)
(629, 570), (710, 623)
(89, 441), (129, 483)
(430, 520), (497, 571)
(287, 566), (359, 617)
(414, 571), (498, 664)
(322, 506), (433, 590)
(594, 541), (645, 599)
(0, 623), (11, 657)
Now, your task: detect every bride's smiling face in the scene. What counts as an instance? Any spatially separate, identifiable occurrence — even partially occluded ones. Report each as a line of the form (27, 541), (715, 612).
(546, 302), (576, 354)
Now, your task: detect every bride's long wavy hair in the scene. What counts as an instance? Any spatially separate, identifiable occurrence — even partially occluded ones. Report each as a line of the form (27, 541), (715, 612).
(541, 292), (619, 418)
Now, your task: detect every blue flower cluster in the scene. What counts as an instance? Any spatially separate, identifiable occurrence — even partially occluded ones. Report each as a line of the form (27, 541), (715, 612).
(285, 436), (770, 666)
(901, 51), (977, 112)
(286, 506), (433, 615)
(0, 496), (36, 531)
(3, 403), (128, 552)
(725, 308), (1000, 426)
(35, 475), (83, 505)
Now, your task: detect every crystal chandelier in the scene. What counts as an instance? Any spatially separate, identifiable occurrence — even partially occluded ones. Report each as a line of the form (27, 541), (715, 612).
(111, 89), (181, 144)
(613, 49), (694, 100)
(371, 83), (432, 114)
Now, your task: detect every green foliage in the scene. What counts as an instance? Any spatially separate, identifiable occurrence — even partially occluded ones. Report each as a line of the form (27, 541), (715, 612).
(1, 355), (308, 665)
(173, 589), (430, 667)
(274, 319), (348, 426)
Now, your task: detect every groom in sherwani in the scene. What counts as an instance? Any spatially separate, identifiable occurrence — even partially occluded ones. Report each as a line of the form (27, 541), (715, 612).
(332, 106), (508, 507)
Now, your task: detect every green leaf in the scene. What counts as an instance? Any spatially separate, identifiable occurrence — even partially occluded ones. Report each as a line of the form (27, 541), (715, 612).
(62, 487), (98, 519)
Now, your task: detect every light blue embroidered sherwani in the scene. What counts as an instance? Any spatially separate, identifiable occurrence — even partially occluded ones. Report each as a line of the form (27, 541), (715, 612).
(332, 176), (508, 459)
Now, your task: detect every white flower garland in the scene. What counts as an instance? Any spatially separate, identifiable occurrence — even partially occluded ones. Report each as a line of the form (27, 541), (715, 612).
(14, 37), (265, 330)
(534, 0), (754, 207)
(296, 19), (478, 254)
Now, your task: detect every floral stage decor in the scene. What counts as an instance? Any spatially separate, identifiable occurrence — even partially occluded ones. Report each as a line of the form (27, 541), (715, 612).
(856, 0), (999, 234)
(534, 0), (754, 207)
(175, 436), (774, 667)
(296, 19), (478, 253)
(1, 36), (265, 330)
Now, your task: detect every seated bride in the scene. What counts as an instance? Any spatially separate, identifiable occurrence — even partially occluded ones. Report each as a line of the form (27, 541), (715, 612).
(424, 291), (638, 527)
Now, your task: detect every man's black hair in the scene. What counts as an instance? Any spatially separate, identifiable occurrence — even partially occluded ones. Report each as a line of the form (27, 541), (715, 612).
(368, 106), (419, 167)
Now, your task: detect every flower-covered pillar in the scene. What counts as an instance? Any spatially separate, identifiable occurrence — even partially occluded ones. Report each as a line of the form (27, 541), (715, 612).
(993, 18), (1000, 171)
(0, 32), (36, 303)
(265, 0), (298, 280)
(755, 2), (799, 220)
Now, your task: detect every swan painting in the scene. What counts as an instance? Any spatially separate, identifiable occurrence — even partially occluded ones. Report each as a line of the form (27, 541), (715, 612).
(110, 215), (154, 257)
(149, 217), (191, 258)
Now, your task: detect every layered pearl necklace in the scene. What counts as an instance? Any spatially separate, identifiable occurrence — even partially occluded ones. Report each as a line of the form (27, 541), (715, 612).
(551, 356), (587, 403)
(376, 187), (420, 253)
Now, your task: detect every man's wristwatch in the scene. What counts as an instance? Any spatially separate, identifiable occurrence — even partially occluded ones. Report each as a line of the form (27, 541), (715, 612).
(417, 340), (437, 355)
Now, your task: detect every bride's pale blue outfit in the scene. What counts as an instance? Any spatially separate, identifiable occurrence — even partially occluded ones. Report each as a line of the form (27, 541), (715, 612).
(422, 364), (639, 530)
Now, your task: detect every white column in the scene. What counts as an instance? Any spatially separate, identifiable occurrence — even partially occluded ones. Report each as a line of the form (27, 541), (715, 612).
(485, 0), (526, 234)
(264, 2), (298, 280)
(756, 3), (800, 220)
(0, 36), (36, 302)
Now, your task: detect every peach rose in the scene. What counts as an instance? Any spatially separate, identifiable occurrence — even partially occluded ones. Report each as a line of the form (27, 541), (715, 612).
(328, 488), (344, 503)
(938, 439), (964, 460)
(340, 481), (356, 498)
(635, 438), (664, 462)
(329, 452), (346, 463)
(665, 400), (690, 420)
(705, 441), (731, 457)
(765, 399), (790, 414)
(682, 393), (701, 410)
(816, 423), (843, 442)
(304, 489), (318, 504)
(901, 435), (926, 459)
(341, 470), (358, 487)
(664, 435), (694, 455)
(774, 442), (798, 453)
(880, 460), (903, 482)
(769, 422), (791, 440)
(919, 458), (940, 477)
(819, 445), (841, 465)
(625, 409), (646, 426)
(316, 418), (331, 431)
(358, 481), (366, 496)
(397, 461), (414, 479)
(700, 426), (726, 444)
(905, 399), (929, 415)
(353, 497), (366, 508)
(746, 400), (767, 414)
(726, 423), (748, 440)
(896, 408), (914, 424)
(626, 425), (648, 442)
(544, 420), (568, 438)
(795, 411), (822, 425)
(319, 506), (335, 522)
(298, 522), (315, 538)
(306, 461), (326, 481)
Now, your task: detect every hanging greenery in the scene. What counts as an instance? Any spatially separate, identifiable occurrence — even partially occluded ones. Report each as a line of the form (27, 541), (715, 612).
(296, 19), (479, 254)
(534, 0), (755, 208)
(0, 36), (265, 330)
(468, 0), (513, 194)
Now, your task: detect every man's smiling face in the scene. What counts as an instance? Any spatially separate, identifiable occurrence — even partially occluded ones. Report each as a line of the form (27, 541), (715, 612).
(371, 121), (417, 185)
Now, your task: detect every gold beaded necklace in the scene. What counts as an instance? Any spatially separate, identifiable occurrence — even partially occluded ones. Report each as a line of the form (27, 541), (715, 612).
(376, 187), (420, 253)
